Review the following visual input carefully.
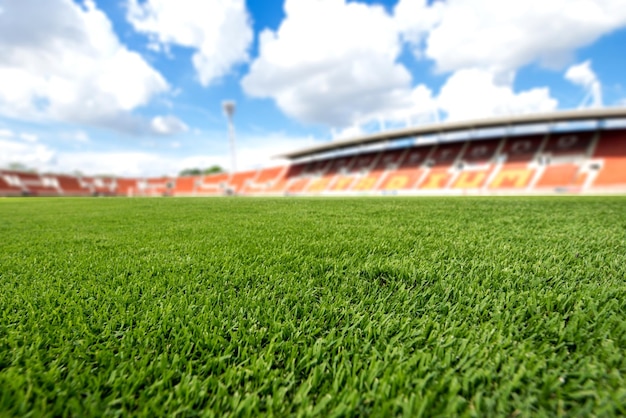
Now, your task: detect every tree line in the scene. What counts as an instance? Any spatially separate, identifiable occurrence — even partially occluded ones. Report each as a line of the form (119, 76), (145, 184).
(178, 165), (224, 177)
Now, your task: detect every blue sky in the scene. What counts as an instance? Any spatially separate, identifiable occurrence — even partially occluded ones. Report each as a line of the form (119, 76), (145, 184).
(1, 0), (625, 176)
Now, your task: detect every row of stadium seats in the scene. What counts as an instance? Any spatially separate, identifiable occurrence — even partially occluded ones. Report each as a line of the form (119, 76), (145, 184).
(183, 129), (623, 196)
(1, 129), (625, 197)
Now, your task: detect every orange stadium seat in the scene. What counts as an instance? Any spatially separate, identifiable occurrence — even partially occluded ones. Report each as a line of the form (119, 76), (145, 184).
(449, 139), (501, 190)
(228, 170), (258, 194)
(451, 169), (494, 189)
(285, 160), (327, 194)
(384, 148), (429, 190)
(173, 176), (198, 195)
(572, 171), (587, 188)
(591, 130), (626, 188)
(354, 149), (403, 192)
(266, 163), (307, 194)
(307, 176), (333, 193)
(330, 152), (378, 192)
(378, 147), (428, 191)
(488, 163), (535, 189)
(535, 164), (580, 188)
(417, 142), (463, 190)
(484, 135), (543, 190)
(419, 169), (452, 189)
(116, 178), (139, 196)
(307, 156), (354, 193)
(196, 173), (228, 195)
(243, 166), (287, 194)
(286, 177), (311, 194)
(141, 177), (172, 196)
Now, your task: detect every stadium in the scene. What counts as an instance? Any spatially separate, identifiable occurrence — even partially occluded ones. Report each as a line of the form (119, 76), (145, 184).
(2, 107), (626, 197)
(2, 108), (626, 416)
(2, 0), (626, 416)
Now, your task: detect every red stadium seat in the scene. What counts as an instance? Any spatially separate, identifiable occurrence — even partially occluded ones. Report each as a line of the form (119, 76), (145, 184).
(500, 135), (544, 162)
(330, 152), (379, 192)
(10, 171), (60, 196)
(0, 172), (24, 196)
(377, 148), (427, 191)
(592, 130), (626, 188)
(543, 132), (594, 156)
(416, 142), (463, 190)
(460, 139), (500, 164)
(362, 149), (405, 191)
(57, 175), (91, 196)
(305, 156), (354, 193)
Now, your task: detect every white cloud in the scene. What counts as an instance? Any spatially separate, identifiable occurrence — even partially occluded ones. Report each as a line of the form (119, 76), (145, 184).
(0, 138), (56, 167)
(72, 131), (90, 143)
(332, 125), (367, 141)
(57, 151), (176, 177)
(127, 0), (253, 86)
(19, 133), (38, 143)
(150, 115), (189, 135)
(394, 0), (444, 53)
(242, 0), (571, 134)
(1, 130), (317, 177)
(402, 0), (626, 75)
(565, 61), (598, 88)
(437, 68), (558, 121)
(565, 60), (603, 107)
(242, 0), (422, 128)
(179, 133), (319, 173)
(0, 0), (170, 133)
(0, 128), (14, 138)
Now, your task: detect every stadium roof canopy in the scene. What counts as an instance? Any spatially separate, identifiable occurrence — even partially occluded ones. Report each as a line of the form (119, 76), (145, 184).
(276, 107), (626, 160)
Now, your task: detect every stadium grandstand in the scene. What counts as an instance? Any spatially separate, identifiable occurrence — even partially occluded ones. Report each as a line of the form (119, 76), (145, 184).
(2, 108), (625, 197)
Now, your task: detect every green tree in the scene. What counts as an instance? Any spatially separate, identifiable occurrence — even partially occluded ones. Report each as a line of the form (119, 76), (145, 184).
(179, 168), (203, 177)
(203, 165), (224, 175)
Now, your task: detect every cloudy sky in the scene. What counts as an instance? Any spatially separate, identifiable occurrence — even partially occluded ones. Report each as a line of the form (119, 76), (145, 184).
(1, 0), (625, 176)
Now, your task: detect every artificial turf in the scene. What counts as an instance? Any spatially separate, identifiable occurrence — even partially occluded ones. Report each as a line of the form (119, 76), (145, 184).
(0, 197), (625, 416)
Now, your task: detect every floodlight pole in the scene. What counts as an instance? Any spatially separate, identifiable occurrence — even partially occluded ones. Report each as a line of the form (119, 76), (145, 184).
(223, 101), (237, 175)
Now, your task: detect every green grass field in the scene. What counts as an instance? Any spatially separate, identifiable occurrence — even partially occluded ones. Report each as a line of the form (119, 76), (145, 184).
(1, 197), (625, 416)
